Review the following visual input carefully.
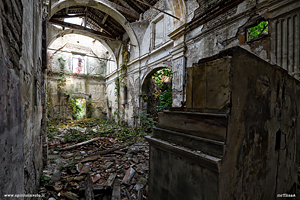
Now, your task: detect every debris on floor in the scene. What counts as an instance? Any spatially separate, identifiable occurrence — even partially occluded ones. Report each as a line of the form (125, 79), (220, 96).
(41, 119), (150, 200)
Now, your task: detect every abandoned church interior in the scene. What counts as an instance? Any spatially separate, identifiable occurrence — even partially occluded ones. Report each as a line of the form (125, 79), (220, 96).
(1, 0), (300, 199)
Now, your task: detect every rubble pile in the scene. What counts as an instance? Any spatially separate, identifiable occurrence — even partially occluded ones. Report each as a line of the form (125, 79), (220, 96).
(41, 126), (149, 200)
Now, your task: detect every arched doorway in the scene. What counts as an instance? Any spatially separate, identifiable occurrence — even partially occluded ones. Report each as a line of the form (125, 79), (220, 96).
(141, 67), (172, 124)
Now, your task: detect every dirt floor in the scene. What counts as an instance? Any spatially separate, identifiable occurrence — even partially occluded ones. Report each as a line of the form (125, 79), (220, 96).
(40, 119), (150, 200)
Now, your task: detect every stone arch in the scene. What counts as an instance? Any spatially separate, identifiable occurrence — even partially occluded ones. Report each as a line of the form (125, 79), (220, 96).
(166, 0), (187, 24)
(141, 64), (172, 90)
(47, 30), (118, 76)
(50, 0), (140, 59)
(140, 65), (173, 117)
(48, 29), (116, 61)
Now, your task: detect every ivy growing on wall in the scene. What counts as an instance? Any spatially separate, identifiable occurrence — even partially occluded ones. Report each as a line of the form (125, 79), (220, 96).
(57, 56), (66, 90)
(47, 51), (53, 74)
(119, 44), (130, 86)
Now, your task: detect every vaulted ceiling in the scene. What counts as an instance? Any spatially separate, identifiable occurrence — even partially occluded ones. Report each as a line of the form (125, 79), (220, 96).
(49, 0), (159, 41)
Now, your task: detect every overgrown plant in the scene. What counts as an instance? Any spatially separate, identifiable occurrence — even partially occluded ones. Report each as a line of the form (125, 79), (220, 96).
(71, 98), (85, 120)
(132, 111), (155, 133)
(47, 51), (53, 74)
(247, 21), (268, 40)
(151, 68), (173, 111)
(74, 57), (84, 74)
(57, 56), (66, 90)
(86, 98), (95, 118)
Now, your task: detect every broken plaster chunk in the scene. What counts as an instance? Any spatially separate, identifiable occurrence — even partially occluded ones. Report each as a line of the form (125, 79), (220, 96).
(103, 161), (114, 170)
(122, 167), (136, 185)
(51, 169), (61, 182)
(53, 151), (59, 155)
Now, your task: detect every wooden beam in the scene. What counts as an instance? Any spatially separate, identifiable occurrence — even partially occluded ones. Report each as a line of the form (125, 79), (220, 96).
(84, 7), (87, 28)
(133, 0), (180, 20)
(52, 14), (85, 19)
(101, 0), (117, 25)
(117, 0), (139, 15)
(128, 0), (145, 12)
(101, 14), (109, 25)
(48, 48), (116, 61)
(86, 17), (116, 37)
(99, 0), (139, 20)
(49, 19), (116, 40)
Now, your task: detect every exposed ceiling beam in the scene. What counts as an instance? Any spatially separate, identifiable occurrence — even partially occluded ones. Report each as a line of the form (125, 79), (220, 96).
(84, 7), (87, 28)
(101, 0), (118, 25)
(128, 0), (145, 12)
(101, 14), (109, 25)
(49, 19), (116, 41)
(47, 48), (115, 61)
(117, 0), (139, 15)
(86, 16), (117, 37)
(100, 0), (139, 20)
(133, 0), (180, 20)
(52, 14), (85, 19)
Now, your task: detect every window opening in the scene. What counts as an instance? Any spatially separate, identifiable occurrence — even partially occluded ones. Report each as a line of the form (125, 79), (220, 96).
(72, 54), (85, 74)
(247, 21), (268, 41)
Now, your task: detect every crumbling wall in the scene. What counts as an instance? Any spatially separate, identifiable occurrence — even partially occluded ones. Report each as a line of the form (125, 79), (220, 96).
(0, 0), (45, 197)
(186, 47), (300, 199)
(185, 0), (300, 78)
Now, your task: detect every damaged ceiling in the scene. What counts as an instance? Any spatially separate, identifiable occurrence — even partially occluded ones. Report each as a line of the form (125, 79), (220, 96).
(49, 0), (159, 41)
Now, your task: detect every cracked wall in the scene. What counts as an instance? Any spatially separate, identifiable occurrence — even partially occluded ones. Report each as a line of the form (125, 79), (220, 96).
(47, 34), (108, 120)
(0, 0), (45, 197)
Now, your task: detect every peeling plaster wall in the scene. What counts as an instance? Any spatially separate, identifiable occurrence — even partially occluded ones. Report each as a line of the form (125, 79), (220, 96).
(0, 0), (45, 197)
(185, 0), (300, 76)
(47, 35), (108, 120)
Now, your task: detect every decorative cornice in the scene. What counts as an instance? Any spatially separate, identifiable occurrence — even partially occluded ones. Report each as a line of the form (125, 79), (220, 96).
(168, 24), (186, 41)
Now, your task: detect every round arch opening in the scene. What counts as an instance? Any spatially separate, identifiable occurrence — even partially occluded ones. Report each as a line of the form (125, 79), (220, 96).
(141, 67), (173, 125)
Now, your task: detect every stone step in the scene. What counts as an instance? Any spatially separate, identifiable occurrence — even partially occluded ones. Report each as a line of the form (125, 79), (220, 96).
(157, 111), (228, 142)
(153, 127), (224, 158)
(145, 136), (221, 172)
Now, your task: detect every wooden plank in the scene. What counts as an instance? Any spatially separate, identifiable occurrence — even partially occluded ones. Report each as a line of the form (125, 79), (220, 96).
(111, 180), (121, 200)
(117, 0), (139, 15)
(52, 14), (85, 19)
(84, 175), (94, 200)
(59, 137), (101, 151)
(86, 16), (115, 36)
(101, 0), (118, 25)
(104, 173), (117, 188)
(101, 14), (109, 25)
(122, 167), (136, 185)
(99, 0), (139, 20)
(49, 19), (115, 41)
(128, 0), (145, 12)
(94, 142), (134, 155)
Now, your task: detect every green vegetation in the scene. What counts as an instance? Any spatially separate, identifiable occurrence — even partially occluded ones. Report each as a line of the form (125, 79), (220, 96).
(247, 21), (268, 40)
(152, 68), (173, 112)
(40, 172), (51, 187)
(71, 98), (86, 120)
(57, 56), (66, 90)
(132, 111), (155, 133)
(46, 118), (149, 145)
